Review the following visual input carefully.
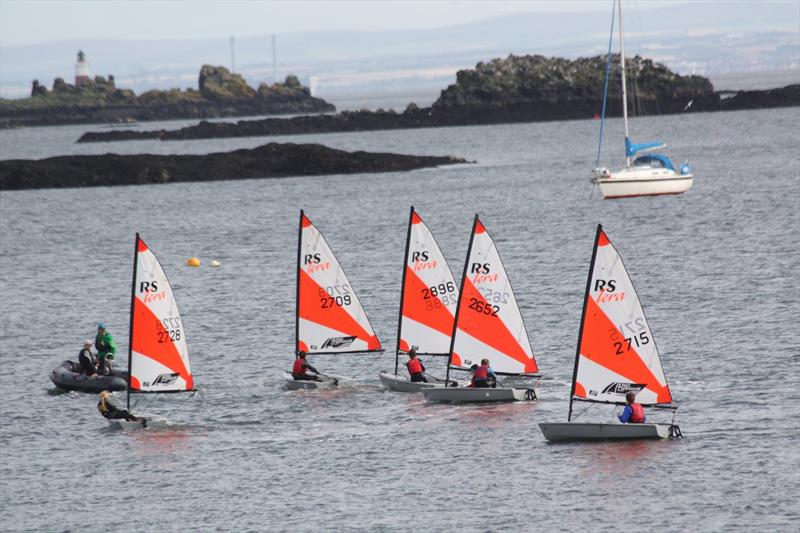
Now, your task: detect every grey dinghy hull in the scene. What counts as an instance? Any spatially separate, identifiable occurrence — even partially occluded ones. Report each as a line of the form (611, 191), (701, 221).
(422, 386), (536, 403)
(50, 360), (128, 393)
(538, 422), (681, 441)
(282, 371), (338, 390)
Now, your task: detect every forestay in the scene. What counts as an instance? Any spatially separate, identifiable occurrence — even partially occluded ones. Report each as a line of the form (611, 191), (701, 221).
(450, 216), (538, 375)
(397, 207), (457, 356)
(296, 211), (381, 354)
(572, 225), (672, 406)
(129, 235), (193, 393)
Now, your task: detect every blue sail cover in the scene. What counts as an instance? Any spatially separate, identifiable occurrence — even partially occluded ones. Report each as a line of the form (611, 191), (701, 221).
(626, 137), (666, 157)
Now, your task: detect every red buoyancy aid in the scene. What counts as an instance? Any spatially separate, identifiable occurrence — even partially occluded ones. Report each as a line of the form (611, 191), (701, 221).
(292, 358), (306, 375)
(630, 403), (645, 423)
(473, 364), (489, 380)
(407, 358), (423, 375)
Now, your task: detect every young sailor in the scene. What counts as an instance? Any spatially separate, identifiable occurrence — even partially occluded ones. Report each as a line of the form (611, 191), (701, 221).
(469, 359), (497, 388)
(406, 349), (427, 383)
(97, 391), (146, 426)
(618, 392), (646, 424)
(292, 352), (322, 382)
(95, 323), (116, 375)
(78, 340), (96, 375)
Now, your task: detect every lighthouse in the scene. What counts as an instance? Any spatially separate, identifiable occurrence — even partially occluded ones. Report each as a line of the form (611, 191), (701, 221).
(75, 50), (90, 85)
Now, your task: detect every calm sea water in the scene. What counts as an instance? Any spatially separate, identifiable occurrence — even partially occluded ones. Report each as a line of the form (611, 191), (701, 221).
(1, 108), (798, 532)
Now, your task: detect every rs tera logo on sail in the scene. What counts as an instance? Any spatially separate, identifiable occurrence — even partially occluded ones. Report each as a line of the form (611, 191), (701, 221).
(304, 254), (330, 272)
(470, 262), (498, 284)
(139, 281), (166, 303)
(411, 250), (438, 271)
(601, 382), (645, 395)
(594, 279), (625, 303)
(321, 336), (356, 349)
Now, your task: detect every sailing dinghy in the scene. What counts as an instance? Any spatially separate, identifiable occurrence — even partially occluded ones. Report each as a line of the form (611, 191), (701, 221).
(285, 210), (382, 390)
(539, 225), (682, 441)
(422, 215), (539, 403)
(591, 0), (693, 199)
(109, 233), (195, 429)
(379, 207), (468, 392)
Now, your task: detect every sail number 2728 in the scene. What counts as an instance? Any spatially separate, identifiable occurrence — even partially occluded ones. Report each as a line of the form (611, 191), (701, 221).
(156, 317), (182, 344)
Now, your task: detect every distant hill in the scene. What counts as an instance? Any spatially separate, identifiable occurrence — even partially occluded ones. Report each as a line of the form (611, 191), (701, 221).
(1, 2), (797, 103)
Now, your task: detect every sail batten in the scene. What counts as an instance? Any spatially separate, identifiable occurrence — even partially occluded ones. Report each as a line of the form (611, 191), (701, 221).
(572, 225), (673, 407)
(296, 211), (381, 355)
(129, 235), (193, 395)
(448, 215), (538, 376)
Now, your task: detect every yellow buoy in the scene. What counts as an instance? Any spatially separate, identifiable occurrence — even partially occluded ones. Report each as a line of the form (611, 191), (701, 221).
(210, 260), (221, 267)
(186, 257), (201, 267)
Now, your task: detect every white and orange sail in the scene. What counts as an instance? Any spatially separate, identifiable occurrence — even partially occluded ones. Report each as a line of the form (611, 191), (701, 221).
(296, 210), (381, 355)
(447, 215), (539, 376)
(570, 224), (672, 410)
(127, 234), (194, 408)
(395, 207), (458, 363)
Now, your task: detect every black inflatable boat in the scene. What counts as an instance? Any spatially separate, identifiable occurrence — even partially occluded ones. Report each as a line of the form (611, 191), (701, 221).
(49, 360), (128, 393)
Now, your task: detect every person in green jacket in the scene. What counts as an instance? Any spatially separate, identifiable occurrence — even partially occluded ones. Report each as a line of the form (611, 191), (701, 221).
(95, 323), (116, 375)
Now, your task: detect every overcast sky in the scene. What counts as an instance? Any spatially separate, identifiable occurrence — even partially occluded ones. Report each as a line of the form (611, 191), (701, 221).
(1, 0), (694, 47)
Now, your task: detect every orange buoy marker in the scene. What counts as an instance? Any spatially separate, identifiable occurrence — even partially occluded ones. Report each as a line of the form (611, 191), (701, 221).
(186, 257), (201, 267)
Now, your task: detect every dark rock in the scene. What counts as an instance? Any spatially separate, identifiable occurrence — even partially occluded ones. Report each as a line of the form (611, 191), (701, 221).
(198, 65), (256, 100)
(0, 143), (468, 190)
(31, 80), (47, 97)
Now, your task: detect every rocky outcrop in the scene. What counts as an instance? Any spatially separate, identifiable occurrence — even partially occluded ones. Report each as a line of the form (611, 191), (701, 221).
(0, 143), (467, 191)
(76, 55), (800, 144)
(0, 65), (335, 128)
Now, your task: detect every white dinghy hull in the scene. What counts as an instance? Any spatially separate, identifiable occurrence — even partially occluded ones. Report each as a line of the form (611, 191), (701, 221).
(378, 371), (469, 392)
(538, 422), (679, 441)
(282, 371), (337, 390)
(422, 386), (536, 403)
(107, 413), (169, 430)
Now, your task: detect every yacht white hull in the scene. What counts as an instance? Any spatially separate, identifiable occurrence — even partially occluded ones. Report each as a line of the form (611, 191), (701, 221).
(593, 168), (693, 199)
(539, 422), (681, 441)
(422, 386), (536, 403)
(282, 371), (338, 390)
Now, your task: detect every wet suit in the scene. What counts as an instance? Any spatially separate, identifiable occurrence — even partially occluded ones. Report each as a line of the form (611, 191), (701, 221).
(98, 399), (144, 424)
(78, 348), (96, 375)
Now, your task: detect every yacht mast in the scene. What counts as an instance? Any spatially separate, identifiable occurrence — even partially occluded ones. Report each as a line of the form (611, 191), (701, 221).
(619, 0), (630, 168)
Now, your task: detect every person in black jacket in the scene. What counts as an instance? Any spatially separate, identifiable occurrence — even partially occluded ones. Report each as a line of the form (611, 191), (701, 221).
(98, 391), (146, 427)
(78, 340), (96, 375)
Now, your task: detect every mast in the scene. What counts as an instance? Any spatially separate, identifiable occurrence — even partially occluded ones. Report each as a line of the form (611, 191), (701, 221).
(126, 233), (140, 411)
(568, 224), (602, 422)
(394, 206), (414, 375)
(445, 214), (479, 386)
(619, 0), (630, 168)
(295, 210), (303, 356)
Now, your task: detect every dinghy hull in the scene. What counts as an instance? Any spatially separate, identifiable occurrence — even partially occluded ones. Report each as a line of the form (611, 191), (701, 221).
(107, 413), (169, 430)
(538, 422), (677, 441)
(282, 371), (337, 390)
(422, 386), (536, 403)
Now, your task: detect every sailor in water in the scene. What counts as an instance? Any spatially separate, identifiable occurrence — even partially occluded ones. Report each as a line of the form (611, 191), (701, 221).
(78, 340), (96, 375)
(292, 351), (322, 382)
(406, 349), (427, 382)
(469, 359), (497, 388)
(97, 391), (146, 426)
(618, 391), (646, 424)
(95, 323), (116, 375)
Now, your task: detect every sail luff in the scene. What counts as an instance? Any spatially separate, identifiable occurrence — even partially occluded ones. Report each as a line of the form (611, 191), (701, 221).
(446, 214), (479, 386)
(568, 224), (603, 422)
(394, 206), (415, 375)
(126, 233), (140, 411)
